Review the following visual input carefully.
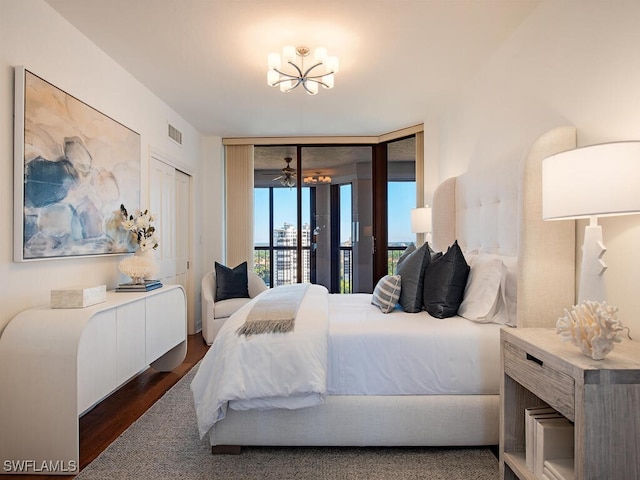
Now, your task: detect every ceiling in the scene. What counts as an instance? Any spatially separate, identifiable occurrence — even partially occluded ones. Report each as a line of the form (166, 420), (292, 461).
(45, 0), (539, 138)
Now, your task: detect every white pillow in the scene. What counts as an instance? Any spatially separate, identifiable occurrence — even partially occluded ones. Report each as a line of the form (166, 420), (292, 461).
(498, 255), (517, 326)
(458, 255), (506, 323)
(463, 249), (479, 265)
(478, 253), (517, 326)
(371, 275), (402, 314)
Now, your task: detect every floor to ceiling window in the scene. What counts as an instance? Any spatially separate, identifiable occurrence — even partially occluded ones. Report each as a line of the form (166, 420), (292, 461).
(386, 137), (417, 274)
(252, 135), (417, 293)
(339, 183), (353, 293)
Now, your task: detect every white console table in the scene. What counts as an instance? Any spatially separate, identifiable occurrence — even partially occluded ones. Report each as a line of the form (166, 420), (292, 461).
(0, 285), (187, 475)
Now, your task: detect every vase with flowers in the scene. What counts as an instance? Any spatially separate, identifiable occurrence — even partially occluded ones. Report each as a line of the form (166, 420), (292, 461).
(117, 204), (160, 284)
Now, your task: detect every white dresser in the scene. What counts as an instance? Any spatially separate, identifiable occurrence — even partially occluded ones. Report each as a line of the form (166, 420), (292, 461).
(0, 285), (187, 475)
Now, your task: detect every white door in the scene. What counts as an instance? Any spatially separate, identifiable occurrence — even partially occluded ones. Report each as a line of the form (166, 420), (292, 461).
(175, 170), (192, 329)
(150, 158), (176, 285)
(150, 157), (194, 332)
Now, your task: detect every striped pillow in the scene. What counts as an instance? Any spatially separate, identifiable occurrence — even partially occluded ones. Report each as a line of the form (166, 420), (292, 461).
(371, 275), (402, 313)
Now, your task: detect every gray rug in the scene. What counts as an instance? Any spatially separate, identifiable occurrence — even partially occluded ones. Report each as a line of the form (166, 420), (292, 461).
(77, 365), (499, 480)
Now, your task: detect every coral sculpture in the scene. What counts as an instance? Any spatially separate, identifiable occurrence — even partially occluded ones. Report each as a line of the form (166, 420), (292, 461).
(556, 301), (624, 360)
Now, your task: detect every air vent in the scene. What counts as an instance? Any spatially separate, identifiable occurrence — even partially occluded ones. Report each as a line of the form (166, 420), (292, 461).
(168, 123), (183, 145)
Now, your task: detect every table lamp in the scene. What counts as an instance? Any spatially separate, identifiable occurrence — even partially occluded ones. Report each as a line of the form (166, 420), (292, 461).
(411, 206), (432, 245)
(542, 141), (640, 303)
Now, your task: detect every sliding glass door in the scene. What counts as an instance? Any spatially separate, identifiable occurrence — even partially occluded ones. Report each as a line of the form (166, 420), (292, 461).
(253, 145), (372, 292)
(253, 137), (415, 293)
(386, 137), (417, 274)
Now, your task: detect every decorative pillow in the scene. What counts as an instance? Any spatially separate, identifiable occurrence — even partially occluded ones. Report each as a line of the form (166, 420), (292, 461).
(395, 242), (432, 313)
(396, 243), (416, 267)
(422, 240), (470, 318)
(215, 261), (250, 301)
(458, 255), (505, 322)
(371, 275), (402, 313)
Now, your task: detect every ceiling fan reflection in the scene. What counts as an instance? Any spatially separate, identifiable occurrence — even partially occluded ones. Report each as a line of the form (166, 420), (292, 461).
(272, 157), (295, 187)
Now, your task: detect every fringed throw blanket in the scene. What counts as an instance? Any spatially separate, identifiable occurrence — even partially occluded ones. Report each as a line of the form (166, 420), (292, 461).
(236, 283), (310, 335)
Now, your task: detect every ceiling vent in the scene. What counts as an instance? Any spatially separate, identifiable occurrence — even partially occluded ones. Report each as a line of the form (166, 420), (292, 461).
(168, 123), (183, 145)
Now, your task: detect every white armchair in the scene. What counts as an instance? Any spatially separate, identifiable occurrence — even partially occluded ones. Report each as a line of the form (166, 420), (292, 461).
(201, 270), (268, 344)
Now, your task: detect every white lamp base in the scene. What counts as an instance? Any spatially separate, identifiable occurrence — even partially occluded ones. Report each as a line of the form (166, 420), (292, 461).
(578, 224), (607, 304)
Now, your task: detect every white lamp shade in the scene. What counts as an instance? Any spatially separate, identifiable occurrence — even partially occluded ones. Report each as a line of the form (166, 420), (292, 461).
(279, 79), (293, 92)
(322, 73), (334, 89)
(267, 70), (280, 86)
(267, 53), (281, 70)
(326, 56), (339, 73)
(282, 45), (296, 64)
(542, 141), (640, 220)
(411, 207), (432, 233)
(314, 47), (328, 63)
(306, 80), (319, 95)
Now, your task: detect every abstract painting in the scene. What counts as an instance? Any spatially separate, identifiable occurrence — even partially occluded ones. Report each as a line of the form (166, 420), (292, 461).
(14, 67), (140, 261)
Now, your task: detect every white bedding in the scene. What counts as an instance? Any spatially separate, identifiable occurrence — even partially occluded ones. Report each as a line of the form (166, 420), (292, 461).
(191, 284), (329, 438)
(327, 294), (502, 395)
(192, 284), (503, 439)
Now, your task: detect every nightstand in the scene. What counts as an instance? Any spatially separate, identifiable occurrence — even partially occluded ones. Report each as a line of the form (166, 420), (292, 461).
(500, 327), (640, 480)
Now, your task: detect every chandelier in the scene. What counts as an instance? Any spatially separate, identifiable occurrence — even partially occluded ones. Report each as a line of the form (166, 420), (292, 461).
(304, 174), (332, 184)
(267, 46), (339, 95)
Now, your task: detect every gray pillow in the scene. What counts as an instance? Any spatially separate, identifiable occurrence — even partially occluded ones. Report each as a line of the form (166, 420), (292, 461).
(423, 240), (470, 318)
(215, 261), (249, 301)
(395, 242), (431, 313)
(396, 243), (416, 267)
(371, 274), (402, 313)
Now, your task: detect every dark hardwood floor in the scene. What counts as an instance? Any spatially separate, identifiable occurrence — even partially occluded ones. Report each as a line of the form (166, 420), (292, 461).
(13, 334), (209, 480)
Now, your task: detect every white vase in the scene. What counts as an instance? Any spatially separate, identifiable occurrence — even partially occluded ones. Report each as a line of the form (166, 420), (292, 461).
(118, 249), (159, 284)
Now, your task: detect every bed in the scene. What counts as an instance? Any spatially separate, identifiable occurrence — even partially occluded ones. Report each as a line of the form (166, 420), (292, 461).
(192, 126), (577, 452)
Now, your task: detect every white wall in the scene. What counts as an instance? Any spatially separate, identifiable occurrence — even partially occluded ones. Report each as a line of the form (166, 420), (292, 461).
(0, 0), (204, 334)
(437, 0), (640, 334)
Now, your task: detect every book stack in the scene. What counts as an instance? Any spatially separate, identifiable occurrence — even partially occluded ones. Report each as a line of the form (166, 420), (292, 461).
(116, 280), (163, 292)
(524, 405), (575, 480)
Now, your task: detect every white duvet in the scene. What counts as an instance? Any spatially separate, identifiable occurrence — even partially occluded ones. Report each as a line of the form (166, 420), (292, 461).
(326, 294), (502, 395)
(191, 284), (329, 439)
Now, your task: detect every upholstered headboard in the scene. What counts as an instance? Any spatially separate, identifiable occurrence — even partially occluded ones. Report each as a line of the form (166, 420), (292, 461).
(432, 126), (577, 328)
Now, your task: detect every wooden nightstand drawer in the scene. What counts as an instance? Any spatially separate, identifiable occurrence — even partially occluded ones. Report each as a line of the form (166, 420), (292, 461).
(503, 341), (575, 421)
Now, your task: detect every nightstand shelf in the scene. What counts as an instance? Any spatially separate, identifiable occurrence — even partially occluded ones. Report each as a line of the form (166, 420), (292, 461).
(500, 328), (640, 480)
(503, 452), (536, 480)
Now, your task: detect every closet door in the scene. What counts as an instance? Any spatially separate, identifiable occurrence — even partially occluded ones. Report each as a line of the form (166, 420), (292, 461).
(150, 158), (176, 285)
(150, 157), (194, 332)
(175, 171), (190, 288)
(174, 170), (192, 328)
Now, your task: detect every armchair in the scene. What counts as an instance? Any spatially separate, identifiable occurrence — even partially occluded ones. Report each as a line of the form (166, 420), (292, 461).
(201, 270), (268, 344)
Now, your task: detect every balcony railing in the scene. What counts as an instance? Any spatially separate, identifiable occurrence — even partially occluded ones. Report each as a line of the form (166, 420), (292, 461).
(253, 247), (271, 287)
(387, 246), (408, 275)
(339, 246), (352, 294)
(254, 244), (408, 292)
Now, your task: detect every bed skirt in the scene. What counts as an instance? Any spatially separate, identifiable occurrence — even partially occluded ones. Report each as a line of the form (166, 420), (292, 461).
(208, 394), (499, 448)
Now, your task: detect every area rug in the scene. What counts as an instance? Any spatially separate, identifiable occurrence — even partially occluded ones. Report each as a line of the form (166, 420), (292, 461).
(77, 364), (499, 480)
